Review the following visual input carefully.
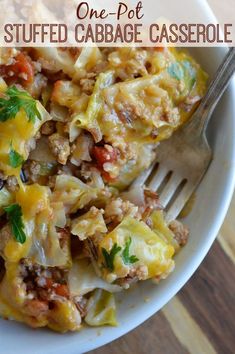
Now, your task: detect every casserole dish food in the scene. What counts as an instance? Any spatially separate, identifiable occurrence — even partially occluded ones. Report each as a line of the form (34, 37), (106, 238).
(0, 46), (207, 332)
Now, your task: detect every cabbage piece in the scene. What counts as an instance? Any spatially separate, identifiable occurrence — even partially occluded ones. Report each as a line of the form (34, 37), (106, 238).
(51, 201), (67, 228)
(71, 207), (107, 240)
(102, 50), (207, 147)
(68, 259), (121, 296)
(52, 175), (98, 213)
(34, 47), (102, 81)
(102, 74), (180, 144)
(15, 184), (51, 220)
(97, 216), (175, 282)
(15, 184), (71, 267)
(68, 94), (89, 142)
(74, 47), (102, 76)
(111, 144), (156, 190)
(0, 187), (14, 215)
(73, 71), (114, 142)
(85, 289), (117, 327)
(150, 210), (179, 252)
(28, 204), (71, 267)
(34, 48), (79, 78)
(29, 136), (56, 164)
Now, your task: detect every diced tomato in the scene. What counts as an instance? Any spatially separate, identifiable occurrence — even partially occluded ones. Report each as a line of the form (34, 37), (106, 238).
(54, 284), (70, 298)
(45, 278), (53, 289)
(92, 145), (118, 183)
(0, 52), (34, 86)
(92, 146), (117, 167)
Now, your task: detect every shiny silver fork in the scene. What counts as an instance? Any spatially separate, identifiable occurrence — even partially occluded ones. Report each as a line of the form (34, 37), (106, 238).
(133, 48), (235, 223)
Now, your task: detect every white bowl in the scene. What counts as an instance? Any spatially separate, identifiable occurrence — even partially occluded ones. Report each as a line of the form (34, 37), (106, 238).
(1, 6), (235, 354)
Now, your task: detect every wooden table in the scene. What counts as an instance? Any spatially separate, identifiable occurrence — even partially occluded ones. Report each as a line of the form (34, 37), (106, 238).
(88, 193), (235, 354)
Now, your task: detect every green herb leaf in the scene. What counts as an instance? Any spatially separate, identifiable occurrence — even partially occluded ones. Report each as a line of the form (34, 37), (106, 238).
(4, 204), (26, 244)
(122, 237), (139, 265)
(102, 243), (121, 271)
(167, 62), (184, 81)
(0, 86), (41, 123)
(9, 146), (24, 168)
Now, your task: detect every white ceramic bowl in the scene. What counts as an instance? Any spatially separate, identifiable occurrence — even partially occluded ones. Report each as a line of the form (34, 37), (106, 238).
(1, 6), (235, 354)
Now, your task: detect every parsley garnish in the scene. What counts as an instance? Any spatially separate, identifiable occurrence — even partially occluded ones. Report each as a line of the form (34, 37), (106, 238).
(4, 204), (26, 244)
(9, 145), (24, 168)
(0, 86), (41, 123)
(102, 243), (121, 271)
(122, 237), (139, 265)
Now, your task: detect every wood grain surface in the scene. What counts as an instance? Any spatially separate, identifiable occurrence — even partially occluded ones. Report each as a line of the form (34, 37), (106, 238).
(88, 192), (235, 354)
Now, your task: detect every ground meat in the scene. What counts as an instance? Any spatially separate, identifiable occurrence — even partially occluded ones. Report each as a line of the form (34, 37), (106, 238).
(48, 133), (70, 165)
(116, 275), (139, 289)
(23, 160), (41, 183)
(144, 189), (162, 208)
(41, 121), (56, 136)
(116, 265), (148, 289)
(80, 75), (96, 95)
(20, 260), (70, 302)
(6, 175), (19, 192)
(141, 189), (163, 221)
(116, 104), (140, 124)
(104, 197), (140, 225)
(169, 220), (189, 247)
(129, 265), (148, 281)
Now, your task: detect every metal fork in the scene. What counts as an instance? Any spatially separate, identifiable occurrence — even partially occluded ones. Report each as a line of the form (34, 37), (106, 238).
(133, 47), (235, 223)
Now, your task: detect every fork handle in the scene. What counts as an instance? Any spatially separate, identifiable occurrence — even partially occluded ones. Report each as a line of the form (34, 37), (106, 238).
(186, 47), (235, 135)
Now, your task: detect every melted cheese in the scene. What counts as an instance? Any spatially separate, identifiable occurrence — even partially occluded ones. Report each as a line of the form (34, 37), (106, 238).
(15, 184), (50, 220)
